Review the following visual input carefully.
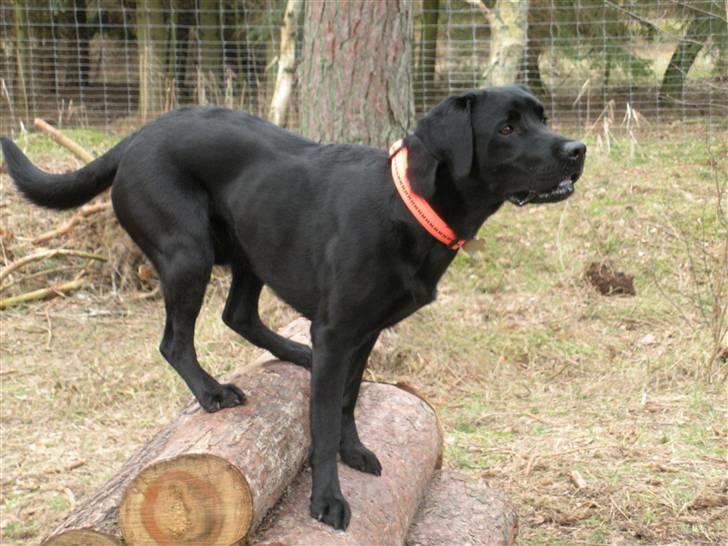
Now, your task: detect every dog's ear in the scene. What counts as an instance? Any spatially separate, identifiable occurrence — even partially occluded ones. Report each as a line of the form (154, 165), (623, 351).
(414, 92), (475, 182)
(404, 134), (439, 199)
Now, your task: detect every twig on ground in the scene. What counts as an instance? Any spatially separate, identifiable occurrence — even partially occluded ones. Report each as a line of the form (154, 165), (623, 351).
(32, 201), (111, 244)
(570, 469), (587, 489)
(0, 248), (105, 284)
(0, 265), (76, 293)
(0, 278), (84, 310)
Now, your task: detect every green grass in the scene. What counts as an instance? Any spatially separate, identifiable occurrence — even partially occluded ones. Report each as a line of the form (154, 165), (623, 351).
(7, 128), (120, 159)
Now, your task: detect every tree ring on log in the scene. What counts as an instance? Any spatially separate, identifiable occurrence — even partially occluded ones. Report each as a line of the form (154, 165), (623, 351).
(120, 453), (252, 546)
(42, 529), (121, 546)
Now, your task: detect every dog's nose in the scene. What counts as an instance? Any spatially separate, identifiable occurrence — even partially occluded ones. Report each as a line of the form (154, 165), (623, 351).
(562, 141), (586, 161)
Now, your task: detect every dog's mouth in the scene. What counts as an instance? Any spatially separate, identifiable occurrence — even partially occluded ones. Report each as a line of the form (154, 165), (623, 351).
(507, 174), (579, 207)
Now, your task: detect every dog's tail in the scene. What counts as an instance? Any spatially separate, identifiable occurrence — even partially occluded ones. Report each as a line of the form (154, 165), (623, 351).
(1, 134), (133, 210)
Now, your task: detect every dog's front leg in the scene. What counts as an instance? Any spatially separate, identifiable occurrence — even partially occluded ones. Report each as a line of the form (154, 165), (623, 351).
(308, 324), (353, 530)
(340, 332), (382, 476)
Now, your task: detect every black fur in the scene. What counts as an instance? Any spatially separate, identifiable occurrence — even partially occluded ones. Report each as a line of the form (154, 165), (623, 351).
(1, 85), (585, 530)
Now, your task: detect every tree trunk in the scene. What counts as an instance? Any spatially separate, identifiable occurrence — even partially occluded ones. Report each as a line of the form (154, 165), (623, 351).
(406, 470), (519, 546)
(73, 0), (90, 88)
(173, 8), (194, 103)
(268, 0), (304, 127)
(415, 0), (439, 113)
(299, 0), (414, 147)
(482, 0), (529, 86)
(44, 320), (312, 546)
(518, 37), (546, 97)
(198, 0), (223, 99)
(253, 382), (442, 546)
(136, 0), (167, 119)
(659, 15), (711, 101)
(13, 0), (30, 122)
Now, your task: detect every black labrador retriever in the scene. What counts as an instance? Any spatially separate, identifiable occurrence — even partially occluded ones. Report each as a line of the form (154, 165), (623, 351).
(1, 85), (585, 530)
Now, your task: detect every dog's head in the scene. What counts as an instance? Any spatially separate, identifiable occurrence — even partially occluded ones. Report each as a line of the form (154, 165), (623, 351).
(405, 85), (586, 208)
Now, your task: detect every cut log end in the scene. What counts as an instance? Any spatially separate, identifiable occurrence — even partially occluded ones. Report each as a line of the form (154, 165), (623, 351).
(42, 529), (121, 546)
(119, 453), (252, 546)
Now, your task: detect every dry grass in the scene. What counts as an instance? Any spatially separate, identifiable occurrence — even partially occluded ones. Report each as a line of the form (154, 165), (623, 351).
(1, 124), (727, 545)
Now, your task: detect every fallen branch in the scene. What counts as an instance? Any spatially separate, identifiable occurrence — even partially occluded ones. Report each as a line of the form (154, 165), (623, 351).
(33, 118), (94, 163)
(32, 201), (111, 244)
(0, 248), (106, 284)
(0, 278), (84, 310)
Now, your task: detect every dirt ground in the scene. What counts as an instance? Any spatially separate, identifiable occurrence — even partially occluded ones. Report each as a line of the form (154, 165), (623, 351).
(1, 124), (726, 545)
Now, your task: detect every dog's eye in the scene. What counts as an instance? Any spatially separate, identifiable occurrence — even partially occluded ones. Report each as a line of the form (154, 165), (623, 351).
(499, 124), (514, 136)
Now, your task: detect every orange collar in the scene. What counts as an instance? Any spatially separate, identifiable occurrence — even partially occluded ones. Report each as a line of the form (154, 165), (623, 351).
(389, 139), (465, 251)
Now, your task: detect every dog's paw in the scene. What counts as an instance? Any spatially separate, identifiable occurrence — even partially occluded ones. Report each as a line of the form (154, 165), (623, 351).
(310, 493), (351, 530)
(199, 383), (246, 413)
(340, 442), (382, 476)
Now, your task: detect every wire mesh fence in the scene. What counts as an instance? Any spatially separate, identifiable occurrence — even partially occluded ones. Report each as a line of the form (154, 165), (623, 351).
(0, 0), (726, 135)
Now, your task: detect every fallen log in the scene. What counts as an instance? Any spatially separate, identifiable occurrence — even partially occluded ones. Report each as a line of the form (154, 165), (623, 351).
(405, 470), (518, 546)
(43, 319), (312, 546)
(253, 381), (442, 546)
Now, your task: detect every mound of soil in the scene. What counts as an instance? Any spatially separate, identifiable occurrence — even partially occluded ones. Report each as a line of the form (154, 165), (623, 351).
(585, 261), (635, 296)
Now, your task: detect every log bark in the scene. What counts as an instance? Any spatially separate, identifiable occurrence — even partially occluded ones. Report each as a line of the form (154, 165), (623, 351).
(253, 382), (442, 546)
(405, 470), (518, 546)
(43, 319), (312, 546)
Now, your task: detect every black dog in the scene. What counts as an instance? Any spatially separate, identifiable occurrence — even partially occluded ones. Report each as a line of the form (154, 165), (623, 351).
(2, 85), (585, 530)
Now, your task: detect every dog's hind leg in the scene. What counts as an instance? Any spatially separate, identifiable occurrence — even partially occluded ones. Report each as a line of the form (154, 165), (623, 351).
(339, 332), (382, 475)
(157, 250), (246, 412)
(222, 265), (312, 368)
(112, 173), (245, 413)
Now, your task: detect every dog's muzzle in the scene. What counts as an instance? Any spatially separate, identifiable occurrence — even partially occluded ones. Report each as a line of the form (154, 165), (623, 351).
(508, 178), (575, 207)
(508, 140), (586, 207)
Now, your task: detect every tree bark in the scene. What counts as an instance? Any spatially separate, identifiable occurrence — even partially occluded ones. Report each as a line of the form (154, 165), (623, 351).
(299, 0), (414, 147)
(136, 0), (167, 119)
(268, 0), (304, 127)
(482, 0), (529, 86)
(44, 320), (312, 546)
(253, 382), (442, 546)
(406, 470), (519, 546)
